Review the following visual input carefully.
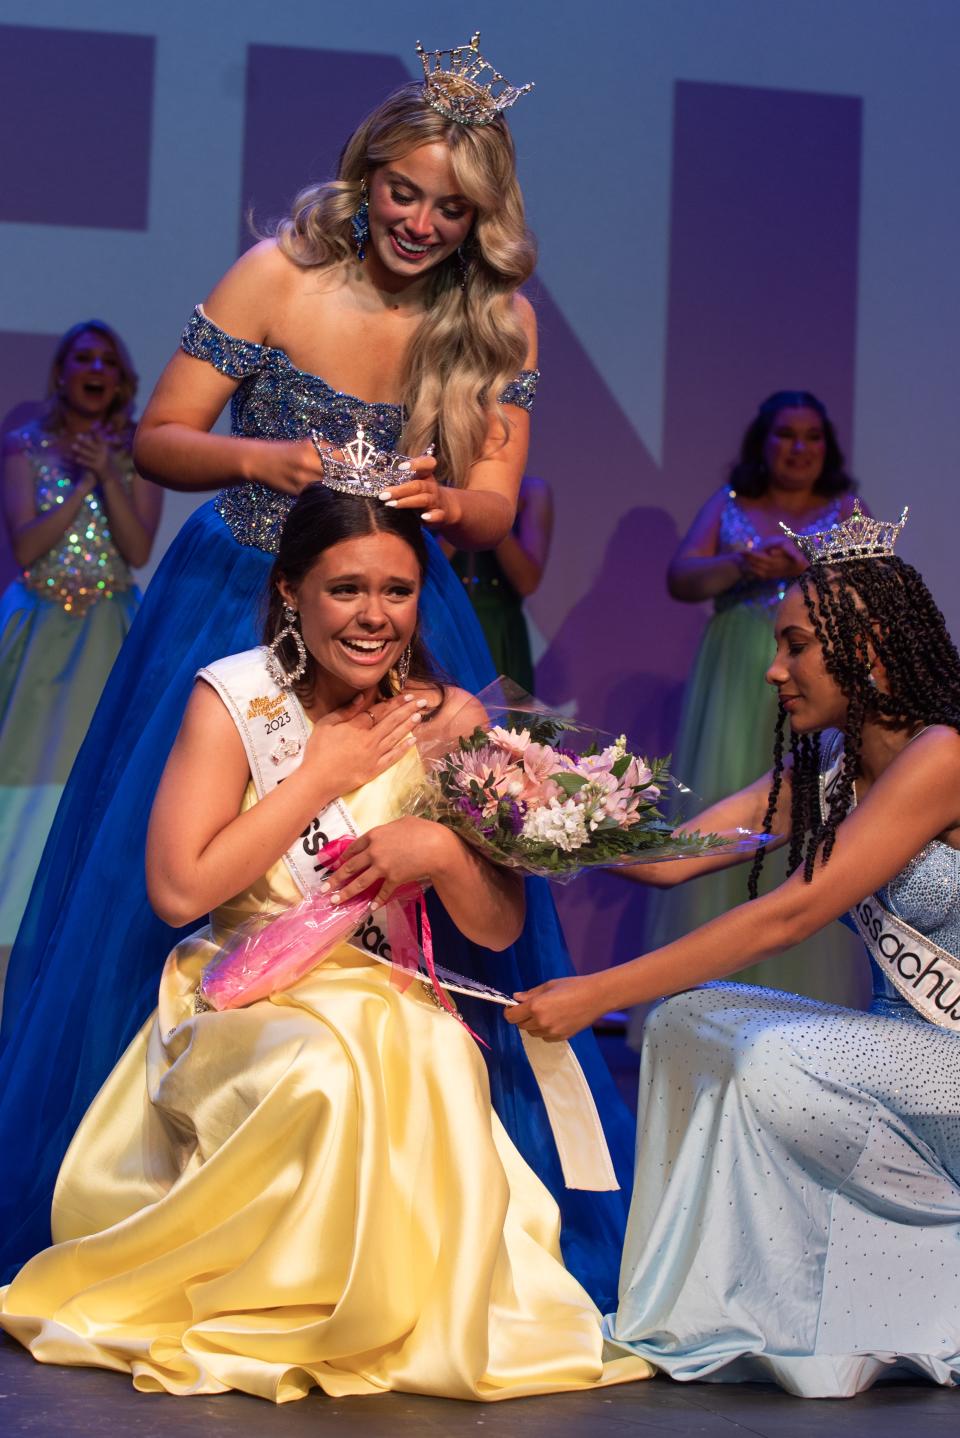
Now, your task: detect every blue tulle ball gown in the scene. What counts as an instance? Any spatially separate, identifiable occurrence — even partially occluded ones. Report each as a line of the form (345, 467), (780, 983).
(0, 309), (634, 1307)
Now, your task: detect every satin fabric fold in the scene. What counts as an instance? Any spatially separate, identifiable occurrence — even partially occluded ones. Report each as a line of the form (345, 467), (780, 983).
(0, 503), (635, 1305)
(0, 765), (650, 1401)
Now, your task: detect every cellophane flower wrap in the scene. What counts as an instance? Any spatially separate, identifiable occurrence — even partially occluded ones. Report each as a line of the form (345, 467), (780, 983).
(200, 836), (429, 1012)
(408, 680), (755, 881)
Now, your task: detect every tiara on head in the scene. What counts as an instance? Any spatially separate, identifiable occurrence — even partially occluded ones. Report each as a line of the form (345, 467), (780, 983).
(416, 31), (534, 127)
(310, 427), (429, 499)
(780, 499), (909, 565)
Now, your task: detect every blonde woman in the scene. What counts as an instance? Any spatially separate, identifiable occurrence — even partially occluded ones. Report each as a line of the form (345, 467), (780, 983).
(0, 320), (160, 981)
(0, 63), (635, 1312)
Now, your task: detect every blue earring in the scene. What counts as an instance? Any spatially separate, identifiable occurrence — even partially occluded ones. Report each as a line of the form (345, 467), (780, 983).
(352, 182), (370, 262)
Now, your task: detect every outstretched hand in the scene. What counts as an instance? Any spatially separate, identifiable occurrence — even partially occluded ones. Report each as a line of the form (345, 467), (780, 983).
(504, 974), (608, 1042)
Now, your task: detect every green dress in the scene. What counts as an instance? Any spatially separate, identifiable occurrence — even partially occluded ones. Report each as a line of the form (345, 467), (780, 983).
(634, 490), (869, 1025)
(0, 424), (140, 979)
(450, 547), (535, 695)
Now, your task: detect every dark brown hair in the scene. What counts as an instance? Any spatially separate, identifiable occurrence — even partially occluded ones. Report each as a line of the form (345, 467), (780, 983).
(263, 485), (446, 705)
(730, 390), (854, 500)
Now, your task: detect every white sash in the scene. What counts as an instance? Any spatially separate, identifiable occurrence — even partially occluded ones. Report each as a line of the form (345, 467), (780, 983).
(820, 734), (960, 1031)
(197, 649), (619, 1189)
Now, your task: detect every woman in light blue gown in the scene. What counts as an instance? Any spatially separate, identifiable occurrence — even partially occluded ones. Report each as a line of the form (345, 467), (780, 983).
(0, 65), (635, 1302)
(508, 506), (960, 1397)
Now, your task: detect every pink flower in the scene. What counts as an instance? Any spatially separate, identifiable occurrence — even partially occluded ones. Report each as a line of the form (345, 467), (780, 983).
(453, 745), (525, 815)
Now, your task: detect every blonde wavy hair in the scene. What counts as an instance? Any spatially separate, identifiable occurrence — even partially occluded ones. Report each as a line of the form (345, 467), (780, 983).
(275, 81), (536, 489)
(42, 319), (138, 444)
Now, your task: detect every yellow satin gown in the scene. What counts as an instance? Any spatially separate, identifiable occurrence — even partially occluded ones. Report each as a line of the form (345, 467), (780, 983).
(0, 754), (649, 1403)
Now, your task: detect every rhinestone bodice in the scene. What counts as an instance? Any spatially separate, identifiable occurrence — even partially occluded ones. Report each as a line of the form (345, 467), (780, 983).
(714, 491), (845, 616)
(819, 733), (960, 1018)
(181, 306), (540, 556)
(14, 424), (135, 616)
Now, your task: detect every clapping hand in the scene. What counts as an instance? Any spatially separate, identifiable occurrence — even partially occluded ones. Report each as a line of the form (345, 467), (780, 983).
(739, 538), (806, 581)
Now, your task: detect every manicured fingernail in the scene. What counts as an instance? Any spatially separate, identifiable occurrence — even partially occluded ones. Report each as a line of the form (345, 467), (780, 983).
(416, 698), (428, 708)
(378, 490), (392, 501)
(398, 461), (412, 472)
(330, 893), (341, 905)
(384, 500), (398, 508)
(406, 733), (416, 744)
(411, 713), (421, 724)
(319, 881), (330, 893)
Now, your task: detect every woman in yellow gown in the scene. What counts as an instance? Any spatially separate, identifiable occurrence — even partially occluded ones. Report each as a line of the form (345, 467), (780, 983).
(0, 482), (647, 1403)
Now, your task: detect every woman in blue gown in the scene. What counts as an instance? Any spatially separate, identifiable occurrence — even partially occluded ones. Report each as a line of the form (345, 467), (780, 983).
(508, 506), (960, 1396)
(0, 61), (634, 1301)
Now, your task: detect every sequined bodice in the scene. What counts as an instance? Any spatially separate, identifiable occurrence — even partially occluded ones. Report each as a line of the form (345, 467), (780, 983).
(819, 733), (960, 1021)
(181, 306), (540, 556)
(714, 491), (845, 616)
(15, 425), (135, 615)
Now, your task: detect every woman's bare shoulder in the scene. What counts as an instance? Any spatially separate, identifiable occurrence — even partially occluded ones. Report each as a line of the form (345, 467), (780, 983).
(201, 239), (301, 342)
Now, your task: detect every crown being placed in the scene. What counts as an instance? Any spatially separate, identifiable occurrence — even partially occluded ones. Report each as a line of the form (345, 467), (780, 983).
(780, 499), (909, 565)
(311, 427), (424, 499)
(416, 32), (534, 127)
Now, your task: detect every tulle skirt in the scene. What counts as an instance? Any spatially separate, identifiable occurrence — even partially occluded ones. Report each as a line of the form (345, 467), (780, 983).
(0, 502), (634, 1305)
(637, 602), (868, 1016)
(0, 579), (138, 959)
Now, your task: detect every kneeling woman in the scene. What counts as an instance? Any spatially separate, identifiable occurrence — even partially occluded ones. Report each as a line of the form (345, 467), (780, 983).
(508, 506), (960, 1397)
(0, 487), (647, 1403)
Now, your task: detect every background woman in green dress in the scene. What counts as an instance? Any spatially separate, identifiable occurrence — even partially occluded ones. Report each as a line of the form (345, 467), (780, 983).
(0, 321), (161, 995)
(631, 391), (867, 1039)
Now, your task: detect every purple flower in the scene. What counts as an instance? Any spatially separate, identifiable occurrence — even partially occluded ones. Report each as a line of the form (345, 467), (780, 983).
(456, 796), (484, 824)
(502, 798), (525, 835)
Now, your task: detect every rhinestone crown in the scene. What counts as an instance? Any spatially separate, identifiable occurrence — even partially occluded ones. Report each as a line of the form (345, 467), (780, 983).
(311, 426), (426, 499)
(780, 499), (909, 565)
(416, 31), (534, 127)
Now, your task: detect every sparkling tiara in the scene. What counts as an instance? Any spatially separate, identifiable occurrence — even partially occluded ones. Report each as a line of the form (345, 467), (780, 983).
(416, 31), (534, 127)
(780, 499), (909, 564)
(310, 427), (430, 499)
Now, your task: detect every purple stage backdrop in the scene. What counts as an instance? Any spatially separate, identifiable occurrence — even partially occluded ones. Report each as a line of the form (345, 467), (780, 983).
(0, 19), (879, 966)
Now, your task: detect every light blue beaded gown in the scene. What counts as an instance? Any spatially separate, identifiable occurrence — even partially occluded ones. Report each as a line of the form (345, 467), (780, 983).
(0, 309), (635, 1303)
(607, 746), (960, 1396)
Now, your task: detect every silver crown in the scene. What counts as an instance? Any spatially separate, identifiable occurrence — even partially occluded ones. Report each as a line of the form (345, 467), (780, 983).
(310, 427), (429, 499)
(780, 499), (909, 564)
(416, 32), (534, 127)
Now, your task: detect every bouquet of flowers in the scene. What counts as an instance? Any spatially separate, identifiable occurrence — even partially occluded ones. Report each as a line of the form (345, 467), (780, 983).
(409, 684), (740, 880)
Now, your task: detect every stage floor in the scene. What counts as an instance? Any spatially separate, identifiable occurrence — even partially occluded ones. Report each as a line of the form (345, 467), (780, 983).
(3, 1035), (955, 1434)
(0, 1338), (955, 1437)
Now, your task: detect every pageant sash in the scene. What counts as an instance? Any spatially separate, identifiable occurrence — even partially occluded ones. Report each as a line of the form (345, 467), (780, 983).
(819, 731), (960, 1031)
(197, 649), (619, 1188)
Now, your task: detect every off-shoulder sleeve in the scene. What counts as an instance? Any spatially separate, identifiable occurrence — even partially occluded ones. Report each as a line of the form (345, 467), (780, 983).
(497, 368), (540, 412)
(180, 305), (266, 379)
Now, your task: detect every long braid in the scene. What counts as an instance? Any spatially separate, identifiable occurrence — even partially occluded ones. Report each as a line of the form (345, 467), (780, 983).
(750, 556), (960, 892)
(747, 705), (787, 899)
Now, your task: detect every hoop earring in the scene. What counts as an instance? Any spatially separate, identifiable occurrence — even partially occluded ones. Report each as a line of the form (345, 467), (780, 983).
(266, 605), (308, 689)
(391, 644), (412, 694)
(352, 181), (370, 262)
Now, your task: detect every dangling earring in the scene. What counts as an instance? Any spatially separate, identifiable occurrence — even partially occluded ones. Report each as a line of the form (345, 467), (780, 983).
(352, 181), (370, 262)
(456, 245), (469, 290)
(266, 605), (308, 689)
(390, 644), (412, 694)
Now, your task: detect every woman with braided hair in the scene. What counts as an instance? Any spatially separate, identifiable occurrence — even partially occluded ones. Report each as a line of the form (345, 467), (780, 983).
(508, 507), (960, 1396)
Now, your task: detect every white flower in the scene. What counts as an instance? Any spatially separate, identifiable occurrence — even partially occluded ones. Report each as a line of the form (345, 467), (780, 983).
(521, 797), (590, 852)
